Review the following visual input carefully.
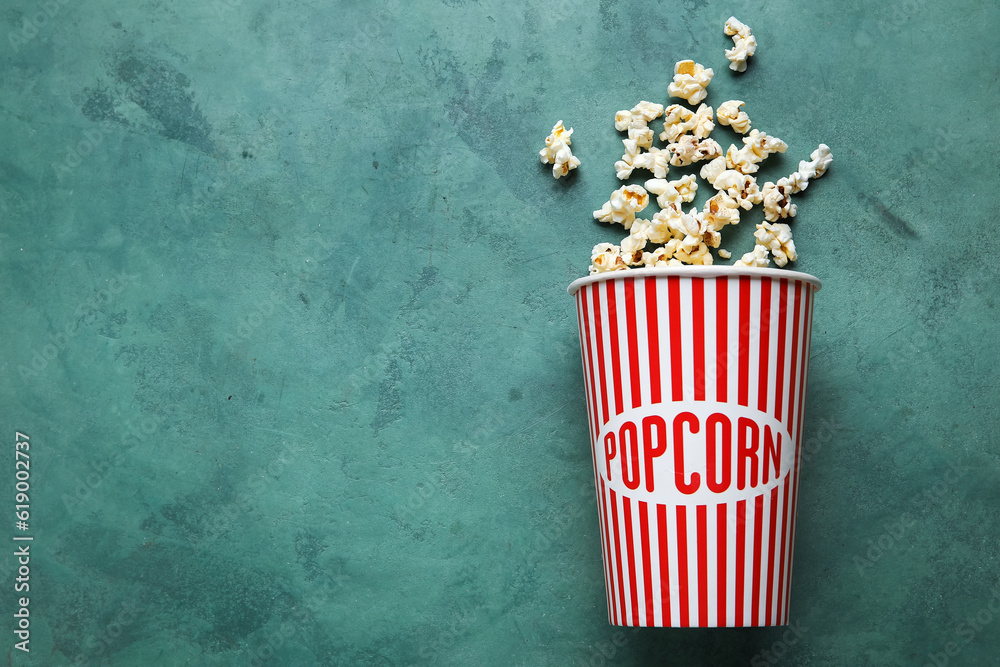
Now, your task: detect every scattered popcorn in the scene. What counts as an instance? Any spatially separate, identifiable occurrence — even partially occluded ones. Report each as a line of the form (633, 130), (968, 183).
(660, 104), (715, 143)
(718, 249), (732, 259)
(590, 243), (629, 274)
(716, 100), (751, 134)
(794, 144), (833, 186)
(667, 60), (714, 105)
(754, 222), (797, 267)
(760, 179), (797, 221)
(724, 17), (757, 73)
(733, 244), (771, 267)
(644, 174), (699, 210)
(699, 156), (728, 186)
(593, 185), (650, 228)
(701, 192), (742, 231)
(667, 135), (723, 166)
(615, 101), (664, 149)
(712, 170), (763, 210)
(539, 120), (581, 179)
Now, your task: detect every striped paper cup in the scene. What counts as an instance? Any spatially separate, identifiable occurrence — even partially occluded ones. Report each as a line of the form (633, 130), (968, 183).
(568, 267), (821, 627)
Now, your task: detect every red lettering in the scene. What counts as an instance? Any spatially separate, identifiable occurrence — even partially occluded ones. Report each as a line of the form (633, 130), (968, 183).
(642, 415), (667, 492)
(763, 425), (781, 484)
(737, 417), (759, 490)
(706, 413), (731, 493)
(619, 422), (640, 490)
(673, 412), (701, 494)
(604, 432), (616, 481)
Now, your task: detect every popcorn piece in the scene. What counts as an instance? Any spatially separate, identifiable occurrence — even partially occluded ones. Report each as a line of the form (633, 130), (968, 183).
(717, 100), (751, 134)
(699, 156), (728, 186)
(539, 120), (581, 179)
(718, 249), (732, 259)
(712, 170), (762, 210)
(659, 104), (715, 143)
(644, 174), (698, 210)
(754, 222), (797, 267)
(642, 245), (678, 267)
(733, 244), (771, 267)
(620, 219), (652, 265)
(667, 60), (714, 105)
(760, 179), (797, 221)
(724, 17), (757, 73)
(615, 101), (664, 149)
(647, 206), (700, 244)
(674, 239), (714, 265)
(590, 243), (629, 274)
(793, 144), (833, 188)
(613, 139), (641, 180)
(668, 136), (722, 166)
(701, 192), (741, 231)
(742, 129), (788, 160)
(593, 185), (650, 228)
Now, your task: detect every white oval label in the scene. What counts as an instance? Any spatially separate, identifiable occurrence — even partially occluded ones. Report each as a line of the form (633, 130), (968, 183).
(596, 402), (793, 504)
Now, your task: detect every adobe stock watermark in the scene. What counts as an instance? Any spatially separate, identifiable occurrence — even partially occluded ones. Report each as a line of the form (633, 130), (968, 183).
(6, 0), (75, 53)
(18, 271), (139, 384)
(749, 614), (814, 667)
(51, 120), (117, 183)
(924, 586), (1000, 667)
(69, 600), (143, 667)
(852, 459), (971, 576)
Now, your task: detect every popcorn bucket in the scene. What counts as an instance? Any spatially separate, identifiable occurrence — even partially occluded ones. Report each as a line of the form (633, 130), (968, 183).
(568, 267), (821, 627)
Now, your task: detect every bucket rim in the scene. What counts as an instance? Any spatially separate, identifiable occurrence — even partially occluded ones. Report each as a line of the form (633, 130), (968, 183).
(568, 266), (822, 296)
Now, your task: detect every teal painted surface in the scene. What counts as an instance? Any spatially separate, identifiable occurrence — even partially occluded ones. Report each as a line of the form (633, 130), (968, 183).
(1, 0), (998, 664)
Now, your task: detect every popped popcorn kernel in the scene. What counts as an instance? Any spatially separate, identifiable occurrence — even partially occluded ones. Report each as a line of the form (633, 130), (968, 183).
(699, 156), (728, 186)
(733, 244), (771, 267)
(718, 249), (732, 259)
(796, 144), (833, 184)
(667, 60), (714, 105)
(644, 174), (698, 210)
(742, 129), (788, 160)
(668, 136), (723, 167)
(754, 222), (797, 267)
(724, 17), (757, 73)
(593, 184), (650, 228)
(701, 192), (742, 231)
(590, 243), (629, 274)
(642, 245), (677, 267)
(539, 120), (580, 178)
(761, 179), (797, 221)
(712, 170), (763, 210)
(659, 103), (715, 143)
(648, 206), (700, 244)
(615, 101), (664, 149)
(717, 100), (751, 134)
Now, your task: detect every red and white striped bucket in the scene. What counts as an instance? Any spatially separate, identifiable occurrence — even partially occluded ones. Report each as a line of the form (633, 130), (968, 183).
(568, 267), (821, 627)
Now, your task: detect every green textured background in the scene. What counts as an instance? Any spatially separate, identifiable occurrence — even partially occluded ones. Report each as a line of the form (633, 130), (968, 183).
(1, 0), (998, 665)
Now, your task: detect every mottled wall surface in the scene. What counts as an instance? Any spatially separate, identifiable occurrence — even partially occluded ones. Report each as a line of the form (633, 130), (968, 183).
(0, 0), (998, 665)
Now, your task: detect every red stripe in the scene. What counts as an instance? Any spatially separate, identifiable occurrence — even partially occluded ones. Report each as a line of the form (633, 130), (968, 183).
(692, 278), (705, 401)
(609, 489), (627, 623)
(668, 276), (684, 401)
(606, 281), (625, 416)
(624, 278), (641, 408)
(716, 277), (728, 403)
(639, 501), (654, 626)
(766, 484), (780, 624)
(646, 278), (662, 404)
(757, 278), (772, 414)
(717, 504), (727, 627)
(735, 499), (746, 626)
(775, 475), (791, 624)
(676, 506), (690, 627)
(785, 282), (803, 433)
(623, 496), (640, 625)
(577, 294), (602, 503)
(696, 505), (708, 626)
(774, 279), (789, 421)
(599, 477), (617, 625)
(592, 286), (610, 424)
(657, 504), (671, 626)
(751, 494), (764, 625)
(785, 287), (815, 620)
(738, 276), (751, 407)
